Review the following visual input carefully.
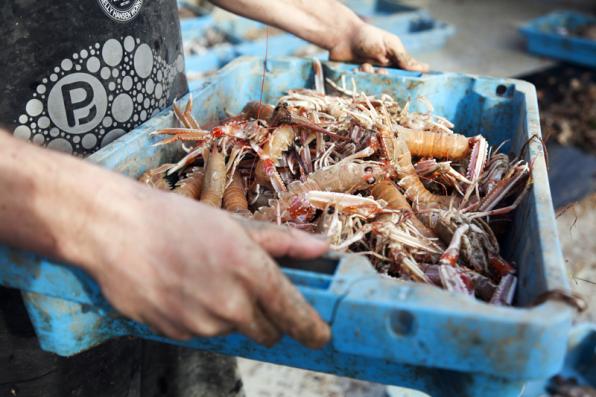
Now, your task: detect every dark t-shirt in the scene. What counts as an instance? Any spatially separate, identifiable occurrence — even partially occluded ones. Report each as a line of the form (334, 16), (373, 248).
(0, 0), (188, 156)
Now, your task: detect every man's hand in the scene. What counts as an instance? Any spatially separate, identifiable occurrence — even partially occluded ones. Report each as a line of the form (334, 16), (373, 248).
(0, 132), (330, 348)
(329, 23), (429, 72)
(84, 188), (331, 348)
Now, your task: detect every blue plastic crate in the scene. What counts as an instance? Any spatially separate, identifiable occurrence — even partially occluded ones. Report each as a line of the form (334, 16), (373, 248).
(373, 11), (455, 53)
(181, 11), (454, 89)
(181, 15), (236, 90)
(180, 14), (213, 38)
(0, 57), (574, 397)
(233, 11), (454, 59)
(177, 0), (210, 19)
(520, 10), (596, 68)
(523, 323), (596, 396)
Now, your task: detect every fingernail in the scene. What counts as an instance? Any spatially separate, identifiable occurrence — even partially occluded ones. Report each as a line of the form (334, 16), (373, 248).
(305, 323), (331, 349)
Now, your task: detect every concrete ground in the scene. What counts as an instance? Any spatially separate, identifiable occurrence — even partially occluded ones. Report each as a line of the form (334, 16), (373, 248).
(410, 0), (594, 77)
(236, 1), (596, 395)
(236, 360), (389, 397)
(556, 194), (596, 324)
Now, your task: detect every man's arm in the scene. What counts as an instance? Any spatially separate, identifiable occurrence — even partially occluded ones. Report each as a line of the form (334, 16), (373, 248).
(0, 131), (330, 347)
(209, 0), (428, 71)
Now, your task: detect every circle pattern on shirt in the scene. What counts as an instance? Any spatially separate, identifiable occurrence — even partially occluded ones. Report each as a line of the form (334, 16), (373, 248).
(15, 35), (185, 155)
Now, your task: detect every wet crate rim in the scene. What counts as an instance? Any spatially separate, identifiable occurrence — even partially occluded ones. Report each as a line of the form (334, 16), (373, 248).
(0, 57), (574, 391)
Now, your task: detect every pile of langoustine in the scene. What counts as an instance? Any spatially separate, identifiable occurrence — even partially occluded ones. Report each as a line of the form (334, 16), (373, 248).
(139, 71), (531, 306)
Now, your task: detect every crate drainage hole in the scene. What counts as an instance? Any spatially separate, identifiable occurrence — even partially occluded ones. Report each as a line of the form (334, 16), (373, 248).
(389, 310), (415, 336)
(496, 84), (508, 96)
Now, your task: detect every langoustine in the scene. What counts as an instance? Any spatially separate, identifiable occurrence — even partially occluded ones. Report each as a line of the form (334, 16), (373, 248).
(253, 160), (386, 223)
(144, 71), (531, 305)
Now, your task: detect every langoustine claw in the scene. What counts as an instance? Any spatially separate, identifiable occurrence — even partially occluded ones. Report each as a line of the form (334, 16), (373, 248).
(138, 163), (174, 190)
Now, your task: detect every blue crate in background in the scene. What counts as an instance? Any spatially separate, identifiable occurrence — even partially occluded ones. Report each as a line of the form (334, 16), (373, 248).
(177, 0), (210, 18)
(374, 11), (455, 53)
(520, 10), (596, 68)
(231, 24), (327, 60)
(233, 11), (454, 60)
(181, 14), (236, 90)
(180, 8), (454, 90)
(0, 57), (577, 397)
(180, 14), (213, 37)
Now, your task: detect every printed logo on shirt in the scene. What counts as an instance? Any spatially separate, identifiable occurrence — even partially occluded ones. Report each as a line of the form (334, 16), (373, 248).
(14, 37), (185, 155)
(97, 0), (144, 23)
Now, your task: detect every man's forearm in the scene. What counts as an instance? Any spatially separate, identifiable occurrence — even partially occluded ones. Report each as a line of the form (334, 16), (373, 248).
(0, 132), (139, 271)
(209, 0), (364, 50)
